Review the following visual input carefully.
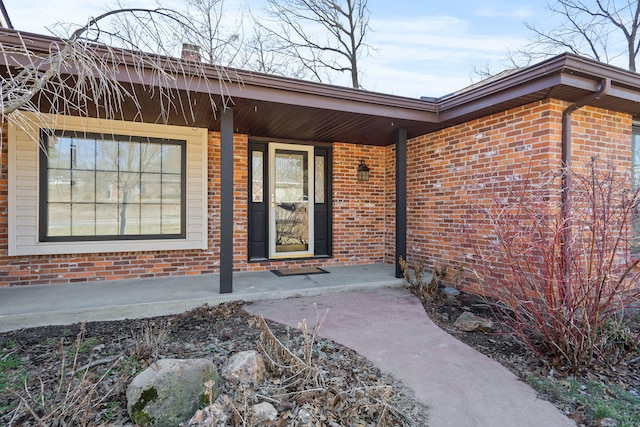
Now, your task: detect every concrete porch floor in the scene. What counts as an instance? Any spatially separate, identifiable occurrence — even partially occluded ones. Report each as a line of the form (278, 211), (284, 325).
(0, 263), (403, 332)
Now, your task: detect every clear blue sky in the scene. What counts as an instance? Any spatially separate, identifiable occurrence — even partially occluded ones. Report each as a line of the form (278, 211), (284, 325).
(4, 0), (549, 98)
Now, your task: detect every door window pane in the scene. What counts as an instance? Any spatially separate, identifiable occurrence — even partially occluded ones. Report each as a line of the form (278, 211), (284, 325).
(274, 149), (309, 253)
(275, 150), (307, 203)
(315, 156), (325, 204)
(252, 151), (263, 202)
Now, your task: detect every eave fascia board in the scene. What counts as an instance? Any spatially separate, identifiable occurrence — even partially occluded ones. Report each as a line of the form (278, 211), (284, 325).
(225, 83), (438, 122)
(437, 73), (562, 122)
(3, 29), (640, 127)
(0, 29), (438, 123)
(438, 54), (571, 110)
(561, 54), (640, 89)
(437, 53), (640, 123)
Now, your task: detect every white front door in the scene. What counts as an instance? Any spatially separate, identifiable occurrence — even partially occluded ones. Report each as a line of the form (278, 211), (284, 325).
(268, 143), (314, 258)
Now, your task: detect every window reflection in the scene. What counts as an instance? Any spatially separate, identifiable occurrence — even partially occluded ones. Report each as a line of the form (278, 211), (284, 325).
(43, 132), (185, 240)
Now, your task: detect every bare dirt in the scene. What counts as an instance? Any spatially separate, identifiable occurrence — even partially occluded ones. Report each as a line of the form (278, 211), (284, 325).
(0, 301), (429, 426)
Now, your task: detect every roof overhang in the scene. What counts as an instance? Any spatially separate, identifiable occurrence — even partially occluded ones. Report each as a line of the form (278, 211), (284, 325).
(1, 29), (640, 146)
(437, 54), (640, 128)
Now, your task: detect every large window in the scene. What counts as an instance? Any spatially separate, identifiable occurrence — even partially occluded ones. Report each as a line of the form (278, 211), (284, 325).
(39, 131), (186, 241)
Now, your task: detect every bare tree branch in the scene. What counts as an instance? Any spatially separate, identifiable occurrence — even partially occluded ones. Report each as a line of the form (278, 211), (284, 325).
(260, 0), (372, 88)
(518, 0), (640, 71)
(0, 8), (240, 144)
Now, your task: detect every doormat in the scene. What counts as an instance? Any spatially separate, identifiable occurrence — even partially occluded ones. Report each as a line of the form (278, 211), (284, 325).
(271, 267), (329, 277)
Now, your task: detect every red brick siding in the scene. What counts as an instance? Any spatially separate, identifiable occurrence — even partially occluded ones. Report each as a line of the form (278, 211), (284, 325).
(567, 105), (632, 170)
(2, 99), (631, 287)
(0, 130), (392, 285)
(330, 143), (387, 265)
(404, 99), (633, 288)
(0, 123), (8, 285)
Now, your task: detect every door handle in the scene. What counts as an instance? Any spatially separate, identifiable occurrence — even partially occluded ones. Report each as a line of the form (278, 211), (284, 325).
(271, 194), (275, 208)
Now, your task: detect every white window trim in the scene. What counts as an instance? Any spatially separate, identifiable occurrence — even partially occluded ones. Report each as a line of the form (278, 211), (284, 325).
(8, 113), (208, 256)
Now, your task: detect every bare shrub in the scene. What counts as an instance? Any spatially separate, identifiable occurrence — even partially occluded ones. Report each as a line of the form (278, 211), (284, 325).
(8, 323), (124, 426)
(400, 257), (466, 300)
(255, 309), (326, 390)
(399, 256), (437, 298)
(251, 309), (413, 425)
(130, 319), (170, 366)
(469, 157), (640, 372)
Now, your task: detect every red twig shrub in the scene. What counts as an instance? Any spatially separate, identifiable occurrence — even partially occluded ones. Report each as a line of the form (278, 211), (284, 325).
(470, 157), (640, 373)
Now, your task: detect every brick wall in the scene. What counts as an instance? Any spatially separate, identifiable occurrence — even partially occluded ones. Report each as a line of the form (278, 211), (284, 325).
(2, 99), (631, 287)
(0, 129), (392, 286)
(404, 99), (633, 289)
(384, 144), (397, 264)
(330, 143), (387, 265)
(567, 105), (631, 170)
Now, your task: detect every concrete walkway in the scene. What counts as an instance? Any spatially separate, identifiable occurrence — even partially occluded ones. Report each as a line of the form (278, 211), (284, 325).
(247, 287), (575, 427)
(0, 263), (575, 427)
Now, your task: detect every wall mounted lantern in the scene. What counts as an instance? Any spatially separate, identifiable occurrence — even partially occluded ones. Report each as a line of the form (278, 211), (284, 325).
(357, 159), (370, 182)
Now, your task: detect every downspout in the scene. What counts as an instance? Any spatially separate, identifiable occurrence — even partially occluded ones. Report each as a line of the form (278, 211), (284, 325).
(561, 78), (611, 172)
(560, 77), (611, 303)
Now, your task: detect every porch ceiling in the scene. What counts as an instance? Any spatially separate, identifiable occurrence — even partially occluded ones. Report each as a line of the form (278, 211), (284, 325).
(122, 86), (441, 146)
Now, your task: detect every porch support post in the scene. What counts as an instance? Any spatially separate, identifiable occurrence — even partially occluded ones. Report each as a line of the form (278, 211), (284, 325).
(220, 107), (234, 294)
(395, 128), (407, 278)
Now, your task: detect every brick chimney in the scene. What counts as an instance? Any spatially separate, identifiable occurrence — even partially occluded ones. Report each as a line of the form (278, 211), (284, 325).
(181, 43), (201, 62)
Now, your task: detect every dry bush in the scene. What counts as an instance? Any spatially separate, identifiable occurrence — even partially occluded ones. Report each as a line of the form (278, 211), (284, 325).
(399, 256), (438, 297)
(250, 309), (413, 426)
(130, 319), (170, 366)
(255, 311), (326, 391)
(8, 323), (124, 426)
(400, 257), (466, 300)
(469, 157), (640, 372)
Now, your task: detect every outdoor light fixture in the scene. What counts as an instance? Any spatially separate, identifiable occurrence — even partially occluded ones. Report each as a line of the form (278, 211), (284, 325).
(357, 159), (370, 182)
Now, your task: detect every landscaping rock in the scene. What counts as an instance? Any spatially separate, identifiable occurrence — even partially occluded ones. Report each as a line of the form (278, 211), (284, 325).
(251, 401), (278, 424)
(454, 311), (493, 332)
(221, 350), (267, 384)
(440, 287), (460, 298)
(126, 358), (221, 427)
(185, 401), (228, 427)
(598, 418), (619, 427)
